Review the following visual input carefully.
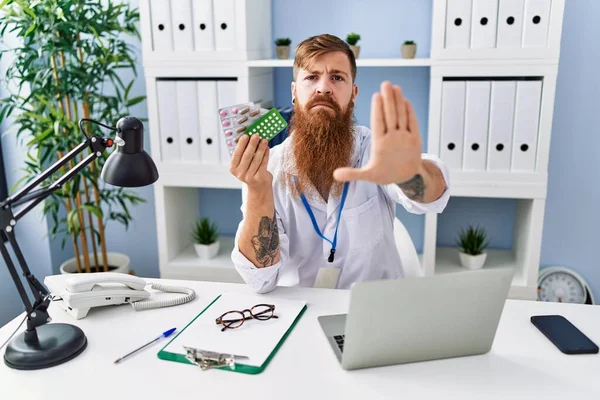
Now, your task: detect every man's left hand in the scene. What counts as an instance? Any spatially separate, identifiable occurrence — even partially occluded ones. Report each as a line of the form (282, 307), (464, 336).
(333, 81), (422, 185)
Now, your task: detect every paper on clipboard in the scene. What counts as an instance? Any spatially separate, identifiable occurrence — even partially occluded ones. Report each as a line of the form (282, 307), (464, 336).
(161, 293), (306, 368)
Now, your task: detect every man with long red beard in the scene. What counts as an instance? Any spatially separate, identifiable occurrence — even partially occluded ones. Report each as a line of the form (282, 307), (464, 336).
(230, 34), (450, 293)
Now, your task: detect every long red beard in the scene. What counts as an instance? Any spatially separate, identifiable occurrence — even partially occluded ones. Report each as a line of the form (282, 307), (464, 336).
(283, 94), (355, 200)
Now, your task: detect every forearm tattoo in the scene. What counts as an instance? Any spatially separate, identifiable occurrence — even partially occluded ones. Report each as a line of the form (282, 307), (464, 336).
(251, 212), (280, 267)
(398, 174), (426, 202)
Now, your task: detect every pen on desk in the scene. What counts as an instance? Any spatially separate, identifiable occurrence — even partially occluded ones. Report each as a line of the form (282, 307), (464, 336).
(114, 328), (177, 364)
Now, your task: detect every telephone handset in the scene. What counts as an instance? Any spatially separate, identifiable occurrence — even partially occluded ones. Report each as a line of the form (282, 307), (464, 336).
(44, 272), (196, 320)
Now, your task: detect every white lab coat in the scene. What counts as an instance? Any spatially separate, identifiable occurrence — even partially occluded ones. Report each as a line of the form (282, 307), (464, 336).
(231, 125), (450, 293)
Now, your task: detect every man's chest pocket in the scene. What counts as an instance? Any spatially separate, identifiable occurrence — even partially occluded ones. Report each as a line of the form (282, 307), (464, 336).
(342, 195), (384, 254)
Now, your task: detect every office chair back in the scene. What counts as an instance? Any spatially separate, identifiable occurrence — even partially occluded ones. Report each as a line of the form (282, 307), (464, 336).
(394, 217), (423, 277)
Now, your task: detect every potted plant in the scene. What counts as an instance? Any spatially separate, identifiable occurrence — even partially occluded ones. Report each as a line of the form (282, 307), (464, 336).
(402, 40), (417, 59)
(274, 37), (292, 59)
(456, 225), (489, 270)
(192, 217), (220, 259)
(345, 32), (361, 59)
(0, 1), (146, 274)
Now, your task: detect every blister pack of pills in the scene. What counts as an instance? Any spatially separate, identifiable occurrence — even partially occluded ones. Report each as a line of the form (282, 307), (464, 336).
(218, 102), (288, 156)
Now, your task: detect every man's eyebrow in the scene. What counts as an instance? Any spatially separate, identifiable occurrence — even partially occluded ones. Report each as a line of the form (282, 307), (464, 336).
(307, 69), (349, 77)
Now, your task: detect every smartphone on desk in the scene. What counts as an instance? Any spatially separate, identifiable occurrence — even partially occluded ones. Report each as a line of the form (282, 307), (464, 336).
(531, 315), (599, 355)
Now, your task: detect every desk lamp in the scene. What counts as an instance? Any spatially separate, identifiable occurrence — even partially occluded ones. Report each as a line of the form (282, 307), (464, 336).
(2, 116), (158, 370)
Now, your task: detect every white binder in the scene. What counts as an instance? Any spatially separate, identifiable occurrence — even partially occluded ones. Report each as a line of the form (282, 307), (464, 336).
(440, 81), (466, 170)
(511, 80), (542, 172)
(192, 0), (215, 51)
(522, 0), (552, 47)
(156, 80), (181, 162)
(445, 0), (472, 49)
(496, 0), (525, 48)
(213, 0), (236, 51)
(197, 81), (221, 164)
(170, 0), (194, 51)
(487, 81), (516, 171)
(149, 0), (173, 52)
(176, 81), (202, 162)
(470, 0), (498, 49)
(463, 81), (491, 171)
(217, 80), (238, 164)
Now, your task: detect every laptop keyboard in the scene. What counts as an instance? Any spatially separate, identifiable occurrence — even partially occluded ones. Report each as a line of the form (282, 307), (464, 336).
(334, 335), (345, 352)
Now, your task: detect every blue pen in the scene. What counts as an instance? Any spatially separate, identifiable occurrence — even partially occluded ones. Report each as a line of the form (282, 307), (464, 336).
(114, 328), (177, 364)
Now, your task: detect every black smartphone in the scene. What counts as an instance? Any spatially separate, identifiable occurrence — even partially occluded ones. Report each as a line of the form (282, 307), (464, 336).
(531, 315), (599, 355)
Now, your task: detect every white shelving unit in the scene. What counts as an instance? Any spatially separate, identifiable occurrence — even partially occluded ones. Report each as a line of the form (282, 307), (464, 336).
(139, 0), (565, 300)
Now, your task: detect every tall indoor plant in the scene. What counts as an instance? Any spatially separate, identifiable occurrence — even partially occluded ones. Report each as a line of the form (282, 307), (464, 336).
(0, 0), (146, 273)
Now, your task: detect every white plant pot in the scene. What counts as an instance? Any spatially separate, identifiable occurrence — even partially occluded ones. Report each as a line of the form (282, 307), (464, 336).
(60, 252), (130, 274)
(194, 241), (220, 259)
(459, 252), (487, 270)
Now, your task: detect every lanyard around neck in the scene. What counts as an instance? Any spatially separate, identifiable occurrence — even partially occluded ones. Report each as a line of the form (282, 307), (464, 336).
(298, 181), (349, 263)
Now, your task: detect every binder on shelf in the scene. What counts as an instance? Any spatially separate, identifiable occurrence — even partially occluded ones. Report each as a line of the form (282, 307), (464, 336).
(463, 81), (491, 171)
(440, 81), (466, 170)
(149, 0), (173, 52)
(522, 0), (552, 48)
(511, 80), (542, 172)
(158, 293), (307, 374)
(470, 0), (499, 49)
(487, 81), (516, 171)
(176, 81), (202, 162)
(156, 80), (181, 162)
(192, 0), (215, 51)
(197, 81), (221, 164)
(170, 0), (194, 52)
(213, 0), (236, 51)
(496, 0), (525, 48)
(216, 80), (238, 164)
(445, 0), (472, 49)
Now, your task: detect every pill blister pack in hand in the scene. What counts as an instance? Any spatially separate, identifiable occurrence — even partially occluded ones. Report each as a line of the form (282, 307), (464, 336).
(218, 102), (289, 157)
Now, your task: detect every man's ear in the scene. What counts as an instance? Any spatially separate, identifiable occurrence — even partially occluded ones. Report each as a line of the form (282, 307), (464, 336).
(352, 83), (359, 102)
(291, 81), (296, 103)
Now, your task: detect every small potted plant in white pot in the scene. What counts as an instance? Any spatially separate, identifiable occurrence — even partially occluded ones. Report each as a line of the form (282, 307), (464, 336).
(346, 32), (361, 59)
(402, 40), (417, 59)
(274, 37), (292, 59)
(457, 225), (489, 270)
(192, 217), (220, 259)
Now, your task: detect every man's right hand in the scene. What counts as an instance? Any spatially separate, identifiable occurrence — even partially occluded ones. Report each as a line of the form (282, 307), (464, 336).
(229, 134), (272, 192)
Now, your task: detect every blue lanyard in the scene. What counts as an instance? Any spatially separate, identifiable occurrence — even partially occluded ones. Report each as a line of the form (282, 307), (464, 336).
(298, 181), (349, 263)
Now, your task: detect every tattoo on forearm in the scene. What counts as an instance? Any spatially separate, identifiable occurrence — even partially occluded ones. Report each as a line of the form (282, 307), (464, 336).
(251, 212), (280, 267)
(398, 174), (426, 202)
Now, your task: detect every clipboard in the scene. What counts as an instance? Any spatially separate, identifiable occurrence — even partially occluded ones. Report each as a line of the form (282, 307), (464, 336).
(157, 293), (307, 374)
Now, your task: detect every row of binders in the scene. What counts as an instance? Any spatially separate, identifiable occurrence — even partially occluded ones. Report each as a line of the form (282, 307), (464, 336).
(440, 79), (542, 172)
(147, 0), (250, 53)
(445, 0), (553, 49)
(156, 79), (291, 165)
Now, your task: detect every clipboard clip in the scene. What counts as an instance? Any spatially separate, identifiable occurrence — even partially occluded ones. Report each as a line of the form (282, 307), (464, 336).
(184, 346), (249, 371)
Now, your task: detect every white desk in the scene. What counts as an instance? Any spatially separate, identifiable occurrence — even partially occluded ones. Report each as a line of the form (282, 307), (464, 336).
(1, 279), (599, 399)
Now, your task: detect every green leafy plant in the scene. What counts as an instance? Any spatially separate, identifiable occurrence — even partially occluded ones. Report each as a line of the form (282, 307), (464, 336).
(274, 37), (291, 46)
(192, 217), (219, 245)
(0, 0), (146, 273)
(404, 40), (416, 45)
(345, 32), (361, 46)
(457, 225), (489, 256)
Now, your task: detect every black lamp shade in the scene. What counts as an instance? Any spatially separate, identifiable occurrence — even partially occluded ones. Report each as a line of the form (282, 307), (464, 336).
(101, 117), (159, 187)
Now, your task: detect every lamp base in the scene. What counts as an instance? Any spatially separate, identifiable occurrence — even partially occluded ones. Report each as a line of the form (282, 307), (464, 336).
(4, 323), (87, 370)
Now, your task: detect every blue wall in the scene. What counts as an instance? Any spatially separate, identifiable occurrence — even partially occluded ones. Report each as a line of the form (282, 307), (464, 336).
(2, 0), (600, 326)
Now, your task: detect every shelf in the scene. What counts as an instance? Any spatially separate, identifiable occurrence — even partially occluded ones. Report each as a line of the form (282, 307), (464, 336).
(163, 236), (244, 283)
(448, 170), (548, 199)
(434, 247), (533, 299)
(247, 58), (432, 68)
(156, 162), (242, 189)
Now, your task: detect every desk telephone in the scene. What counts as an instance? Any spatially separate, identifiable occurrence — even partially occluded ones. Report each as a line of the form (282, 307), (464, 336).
(44, 273), (196, 320)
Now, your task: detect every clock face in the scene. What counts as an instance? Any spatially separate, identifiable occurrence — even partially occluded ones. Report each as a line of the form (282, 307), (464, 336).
(538, 271), (587, 304)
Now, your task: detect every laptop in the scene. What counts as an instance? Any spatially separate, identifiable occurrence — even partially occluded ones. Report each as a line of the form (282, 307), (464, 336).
(318, 267), (514, 370)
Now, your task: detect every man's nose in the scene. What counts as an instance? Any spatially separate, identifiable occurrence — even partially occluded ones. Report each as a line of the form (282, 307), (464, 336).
(315, 79), (333, 95)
